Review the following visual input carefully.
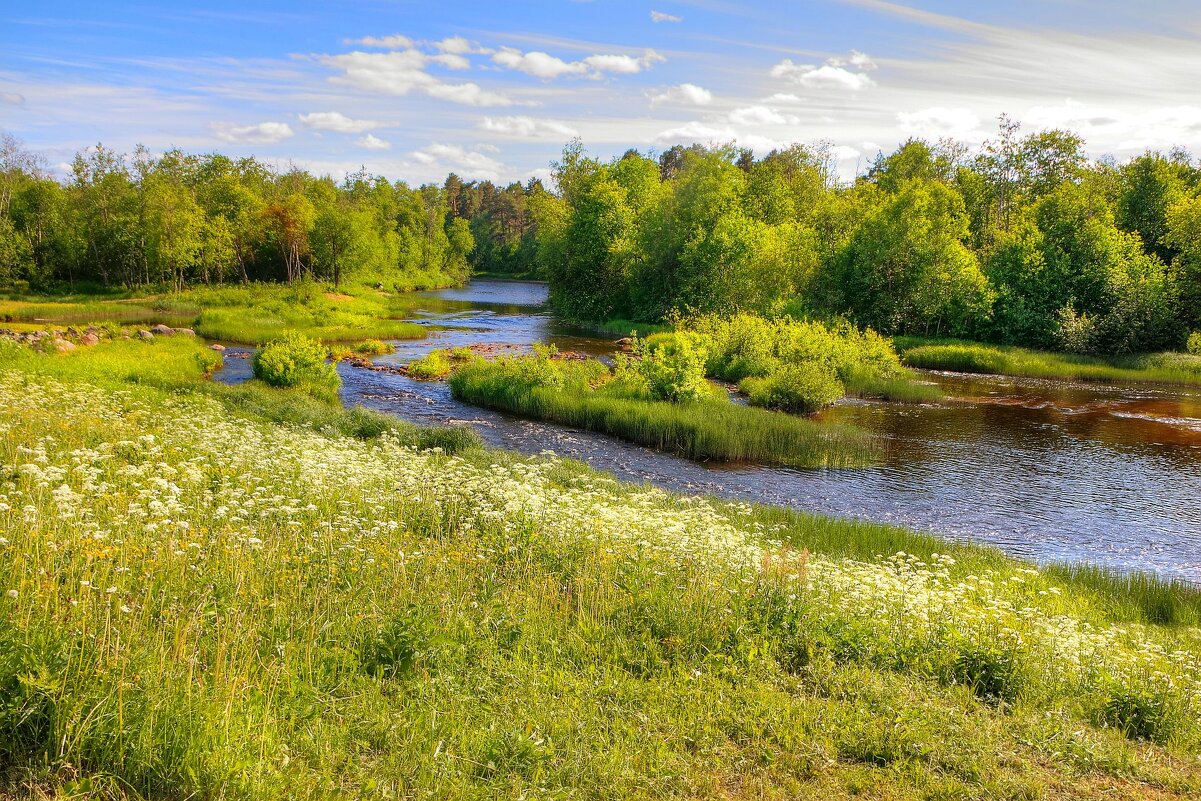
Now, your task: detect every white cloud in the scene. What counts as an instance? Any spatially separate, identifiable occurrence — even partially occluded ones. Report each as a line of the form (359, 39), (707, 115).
(298, 111), (377, 133)
(829, 144), (861, 161)
(357, 133), (391, 150)
(763, 93), (804, 104)
(493, 48), (585, 79)
(346, 34), (412, 49)
(650, 10), (683, 23)
(211, 121), (294, 144)
(480, 115), (580, 138)
(654, 121), (737, 144)
(897, 106), (984, 141)
(493, 47), (665, 79)
(0, 92), (25, 105)
(584, 51), (665, 75)
(771, 51), (877, 91)
(430, 53), (471, 70)
(409, 142), (505, 180)
(320, 49), (512, 106)
(728, 105), (798, 126)
(648, 83), (712, 106)
(435, 36), (474, 54)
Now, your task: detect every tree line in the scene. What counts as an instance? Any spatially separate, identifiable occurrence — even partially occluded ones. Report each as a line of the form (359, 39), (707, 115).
(3, 117), (1201, 353)
(531, 120), (1201, 354)
(0, 135), (474, 293)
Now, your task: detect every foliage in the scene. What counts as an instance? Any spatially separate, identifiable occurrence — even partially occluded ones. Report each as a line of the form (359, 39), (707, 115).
(354, 339), (393, 356)
(406, 347), (478, 380)
(526, 123), (1201, 356)
(449, 352), (876, 467)
(615, 333), (710, 402)
(251, 331), (340, 399)
(739, 362), (845, 414)
(0, 136), (472, 293)
(1189, 332), (1201, 356)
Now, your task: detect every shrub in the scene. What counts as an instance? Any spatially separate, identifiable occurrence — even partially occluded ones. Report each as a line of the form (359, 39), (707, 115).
(252, 332), (340, 398)
(1188, 331), (1201, 356)
(618, 334), (711, 402)
(949, 645), (1024, 704)
(739, 363), (844, 414)
(1100, 687), (1174, 743)
(354, 339), (393, 356)
(407, 350), (454, 380)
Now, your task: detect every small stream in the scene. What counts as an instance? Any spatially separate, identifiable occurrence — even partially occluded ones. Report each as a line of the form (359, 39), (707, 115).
(216, 280), (1201, 581)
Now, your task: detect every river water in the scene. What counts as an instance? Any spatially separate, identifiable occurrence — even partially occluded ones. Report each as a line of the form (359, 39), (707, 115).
(218, 280), (1201, 581)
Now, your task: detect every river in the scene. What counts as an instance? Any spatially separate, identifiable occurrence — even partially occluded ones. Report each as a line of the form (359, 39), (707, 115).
(217, 279), (1201, 581)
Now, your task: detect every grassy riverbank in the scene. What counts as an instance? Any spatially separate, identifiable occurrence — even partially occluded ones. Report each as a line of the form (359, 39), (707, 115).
(898, 338), (1201, 387)
(448, 351), (879, 468)
(0, 281), (430, 345)
(1, 338), (1201, 798)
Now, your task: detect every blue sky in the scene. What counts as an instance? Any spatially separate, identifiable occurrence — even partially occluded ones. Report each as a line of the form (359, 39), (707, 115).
(3, 0), (1201, 184)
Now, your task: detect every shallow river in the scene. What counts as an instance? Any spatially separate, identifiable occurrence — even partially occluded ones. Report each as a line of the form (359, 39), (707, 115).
(218, 280), (1201, 581)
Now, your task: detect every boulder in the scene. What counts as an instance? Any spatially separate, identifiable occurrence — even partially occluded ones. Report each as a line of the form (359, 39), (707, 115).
(81, 333), (100, 346)
(138, 330), (154, 340)
(209, 343), (226, 352)
(173, 327), (196, 336)
(54, 339), (76, 353)
(150, 324), (175, 336)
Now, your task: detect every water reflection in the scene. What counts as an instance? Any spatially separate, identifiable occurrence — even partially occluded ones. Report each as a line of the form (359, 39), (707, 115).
(215, 280), (1201, 581)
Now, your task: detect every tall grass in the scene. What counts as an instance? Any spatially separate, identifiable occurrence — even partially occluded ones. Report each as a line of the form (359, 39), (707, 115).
(450, 355), (878, 468)
(900, 340), (1201, 387)
(2, 369), (1200, 798)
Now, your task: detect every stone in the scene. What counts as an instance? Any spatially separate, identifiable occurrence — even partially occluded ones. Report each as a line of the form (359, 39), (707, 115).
(81, 333), (100, 346)
(138, 330), (154, 340)
(209, 343), (226, 352)
(54, 339), (76, 353)
(150, 324), (175, 336)
(173, 327), (196, 336)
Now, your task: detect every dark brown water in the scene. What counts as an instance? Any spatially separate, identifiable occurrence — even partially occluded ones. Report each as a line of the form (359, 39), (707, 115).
(217, 280), (1201, 580)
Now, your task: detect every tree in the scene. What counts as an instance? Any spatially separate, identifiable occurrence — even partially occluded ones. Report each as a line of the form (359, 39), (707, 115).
(829, 179), (993, 337)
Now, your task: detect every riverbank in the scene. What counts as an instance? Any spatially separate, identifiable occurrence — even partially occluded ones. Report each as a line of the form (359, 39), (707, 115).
(2, 335), (1201, 799)
(0, 281), (441, 344)
(897, 338), (1201, 388)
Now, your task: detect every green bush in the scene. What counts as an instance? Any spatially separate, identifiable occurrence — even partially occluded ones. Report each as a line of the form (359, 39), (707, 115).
(1188, 331), (1201, 356)
(618, 334), (711, 402)
(739, 363), (844, 414)
(252, 332), (340, 398)
(1100, 687), (1175, 743)
(354, 339), (394, 356)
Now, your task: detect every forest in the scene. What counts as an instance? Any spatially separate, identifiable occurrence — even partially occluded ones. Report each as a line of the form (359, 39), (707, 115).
(3, 116), (1201, 355)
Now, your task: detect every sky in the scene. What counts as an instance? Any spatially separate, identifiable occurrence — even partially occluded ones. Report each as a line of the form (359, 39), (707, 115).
(3, 0), (1201, 185)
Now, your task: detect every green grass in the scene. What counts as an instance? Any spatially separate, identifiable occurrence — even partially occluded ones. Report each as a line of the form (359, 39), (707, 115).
(842, 366), (944, 403)
(0, 336), (482, 454)
(898, 338), (1201, 387)
(0, 282), (431, 345)
(407, 347), (478, 380)
(2, 356), (1201, 798)
(449, 354), (879, 468)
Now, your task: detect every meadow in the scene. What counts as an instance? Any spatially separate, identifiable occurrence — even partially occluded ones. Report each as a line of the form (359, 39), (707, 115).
(0, 282), (427, 345)
(898, 339), (1201, 388)
(1, 337), (1201, 798)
